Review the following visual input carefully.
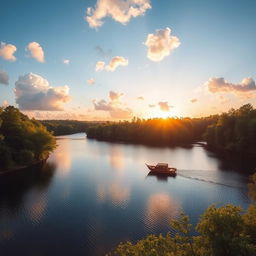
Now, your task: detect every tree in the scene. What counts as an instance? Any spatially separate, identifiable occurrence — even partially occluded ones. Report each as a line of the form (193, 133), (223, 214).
(0, 106), (56, 170)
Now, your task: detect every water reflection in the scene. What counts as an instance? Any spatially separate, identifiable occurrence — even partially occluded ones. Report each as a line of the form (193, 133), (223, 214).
(146, 172), (177, 182)
(48, 139), (72, 176)
(110, 145), (125, 170)
(145, 193), (181, 229)
(0, 163), (56, 218)
(96, 182), (130, 207)
(27, 193), (47, 224)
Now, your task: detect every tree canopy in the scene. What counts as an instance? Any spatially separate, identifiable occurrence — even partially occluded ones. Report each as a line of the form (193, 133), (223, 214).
(204, 104), (256, 156)
(86, 117), (217, 146)
(0, 106), (56, 170)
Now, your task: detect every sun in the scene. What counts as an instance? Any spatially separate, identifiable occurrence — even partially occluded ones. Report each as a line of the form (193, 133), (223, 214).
(153, 110), (174, 119)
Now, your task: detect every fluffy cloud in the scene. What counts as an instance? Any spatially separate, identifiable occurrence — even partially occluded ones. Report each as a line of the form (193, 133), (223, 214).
(95, 61), (105, 71)
(87, 78), (95, 85)
(63, 59), (70, 65)
(93, 99), (113, 111)
(15, 73), (70, 111)
(158, 101), (172, 111)
(137, 96), (144, 100)
(96, 56), (128, 72)
(26, 42), (45, 63)
(0, 70), (9, 85)
(93, 91), (133, 119)
(109, 90), (124, 101)
(206, 77), (256, 96)
(190, 98), (198, 103)
(144, 27), (180, 61)
(148, 104), (155, 108)
(86, 0), (151, 28)
(0, 42), (17, 61)
(106, 56), (128, 71)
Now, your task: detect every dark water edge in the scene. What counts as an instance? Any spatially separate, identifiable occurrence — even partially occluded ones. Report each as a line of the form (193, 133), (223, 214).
(0, 159), (48, 177)
(204, 146), (256, 174)
(87, 136), (200, 149)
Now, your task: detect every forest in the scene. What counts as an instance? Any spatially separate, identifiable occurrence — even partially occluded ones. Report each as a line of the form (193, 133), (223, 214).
(86, 104), (256, 157)
(203, 104), (256, 156)
(86, 116), (217, 146)
(0, 106), (56, 171)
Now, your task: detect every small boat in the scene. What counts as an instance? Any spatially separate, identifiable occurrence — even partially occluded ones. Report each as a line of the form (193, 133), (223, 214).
(146, 163), (177, 176)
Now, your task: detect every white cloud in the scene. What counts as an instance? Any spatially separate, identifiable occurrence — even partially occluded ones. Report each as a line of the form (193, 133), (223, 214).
(206, 77), (256, 96)
(86, 0), (151, 28)
(26, 42), (45, 63)
(105, 56), (128, 71)
(93, 99), (114, 111)
(109, 91), (124, 101)
(87, 78), (96, 85)
(15, 73), (70, 111)
(137, 96), (144, 100)
(95, 61), (105, 71)
(0, 70), (9, 85)
(93, 91), (133, 119)
(63, 59), (70, 65)
(158, 101), (172, 112)
(0, 42), (17, 61)
(144, 27), (180, 61)
(96, 56), (128, 72)
(148, 104), (155, 108)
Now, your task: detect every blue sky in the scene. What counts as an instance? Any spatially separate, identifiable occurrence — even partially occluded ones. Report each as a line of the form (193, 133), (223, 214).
(1, 0), (256, 120)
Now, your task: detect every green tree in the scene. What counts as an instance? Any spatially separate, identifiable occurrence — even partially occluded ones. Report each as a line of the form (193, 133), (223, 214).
(0, 106), (56, 170)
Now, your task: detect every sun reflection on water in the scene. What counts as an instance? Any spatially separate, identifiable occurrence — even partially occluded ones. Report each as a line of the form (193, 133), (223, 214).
(145, 193), (181, 229)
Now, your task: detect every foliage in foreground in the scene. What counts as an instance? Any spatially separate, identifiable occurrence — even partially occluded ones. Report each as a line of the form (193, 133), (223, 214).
(108, 174), (256, 256)
(0, 106), (56, 170)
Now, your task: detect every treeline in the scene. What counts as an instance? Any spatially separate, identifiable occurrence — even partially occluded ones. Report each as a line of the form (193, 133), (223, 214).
(204, 104), (256, 156)
(86, 117), (218, 146)
(41, 120), (102, 136)
(109, 174), (256, 256)
(0, 106), (56, 171)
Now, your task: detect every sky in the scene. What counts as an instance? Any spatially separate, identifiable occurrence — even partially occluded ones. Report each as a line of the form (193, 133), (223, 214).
(1, 0), (256, 120)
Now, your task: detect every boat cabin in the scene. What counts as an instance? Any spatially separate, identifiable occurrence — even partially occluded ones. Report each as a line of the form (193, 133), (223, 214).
(156, 163), (168, 169)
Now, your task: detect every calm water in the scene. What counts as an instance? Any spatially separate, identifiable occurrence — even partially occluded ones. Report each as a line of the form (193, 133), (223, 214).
(0, 133), (252, 255)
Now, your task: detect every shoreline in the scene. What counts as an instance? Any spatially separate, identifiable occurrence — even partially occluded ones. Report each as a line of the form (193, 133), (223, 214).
(0, 158), (48, 177)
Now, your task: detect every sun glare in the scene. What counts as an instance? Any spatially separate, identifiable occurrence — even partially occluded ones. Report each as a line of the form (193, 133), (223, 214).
(153, 111), (173, 119)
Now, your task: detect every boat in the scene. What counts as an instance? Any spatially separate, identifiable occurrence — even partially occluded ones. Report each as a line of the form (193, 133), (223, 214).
(146, 163), (177, 176)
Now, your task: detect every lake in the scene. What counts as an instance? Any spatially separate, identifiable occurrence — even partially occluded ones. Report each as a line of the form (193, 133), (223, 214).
(0, 133), (252, 255)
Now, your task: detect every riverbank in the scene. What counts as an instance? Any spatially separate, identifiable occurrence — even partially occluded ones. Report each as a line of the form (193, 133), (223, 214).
(0, 158), (48, 177)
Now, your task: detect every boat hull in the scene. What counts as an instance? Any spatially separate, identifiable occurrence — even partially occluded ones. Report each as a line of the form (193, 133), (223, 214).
(146, 164), (177, 176)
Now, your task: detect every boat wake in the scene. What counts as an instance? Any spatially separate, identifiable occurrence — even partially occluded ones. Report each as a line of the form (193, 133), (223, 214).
(177, 169), (246, 190)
